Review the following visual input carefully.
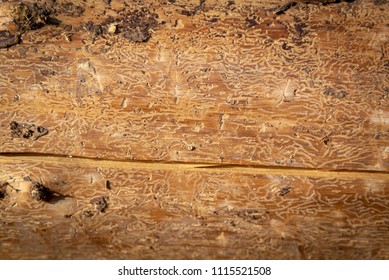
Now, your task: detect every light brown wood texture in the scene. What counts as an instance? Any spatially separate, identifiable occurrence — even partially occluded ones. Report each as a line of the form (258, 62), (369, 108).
(0, 0), (388, 170)
(1, 156), (388, 259)
(0, 0), (388, 259)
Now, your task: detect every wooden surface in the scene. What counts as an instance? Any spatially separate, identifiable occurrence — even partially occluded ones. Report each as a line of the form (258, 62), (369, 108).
(0, 0), (388, 259)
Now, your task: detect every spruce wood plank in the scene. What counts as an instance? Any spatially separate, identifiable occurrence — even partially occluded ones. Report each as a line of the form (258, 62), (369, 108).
(0, 0), (388, 171)
(0, 156), (388, 259)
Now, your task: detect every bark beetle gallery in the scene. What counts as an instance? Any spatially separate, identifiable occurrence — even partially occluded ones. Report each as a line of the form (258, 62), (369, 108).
(0, 0), (388, 259)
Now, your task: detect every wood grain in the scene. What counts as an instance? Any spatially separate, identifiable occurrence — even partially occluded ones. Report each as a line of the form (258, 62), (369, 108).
(0, 0), (388, 171)
(1, 156), (388, 259)
(0, 0), (388, 260)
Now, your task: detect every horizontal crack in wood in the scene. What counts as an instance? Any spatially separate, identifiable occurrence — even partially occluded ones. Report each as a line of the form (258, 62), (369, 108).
(0, 153), (388, 180)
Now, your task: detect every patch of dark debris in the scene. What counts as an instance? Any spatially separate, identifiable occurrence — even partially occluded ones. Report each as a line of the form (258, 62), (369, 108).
(0, 189), (5, 200)
(180, 0), (206, 16)
(59, 2), (84, 17)
(324, 87), (347, 99)
(0, 2), (56, 49)
(279, 185), (291, 196)
(0, 2), (160, 48)
(0, 181), (9, 199)
(282, 43), (293, 51)
(84, 21), (103, 38)
(90, 196), (109, 213)
(293, 22), (308, 46)
(30, 181), (52, 202)
(245, 16), (258, 29)
(0, 30), (20, 49)
(105, 180), (111, 190)
(323, 135), (331, 146)
(23, 176), (32, 182)
(83, 8), (158, 43)
(121, 9), (158, 42)
(10, 121), (49, 140)
(28, 179), (70, 203)
(272, 0), (356, 15)
(12, 2), (51, 31)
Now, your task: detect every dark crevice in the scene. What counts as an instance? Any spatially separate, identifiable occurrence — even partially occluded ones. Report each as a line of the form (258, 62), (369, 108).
(0, 152), (387, 177)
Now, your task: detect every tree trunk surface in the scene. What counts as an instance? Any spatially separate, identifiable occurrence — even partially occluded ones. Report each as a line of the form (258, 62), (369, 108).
(0, 0), (388, 259)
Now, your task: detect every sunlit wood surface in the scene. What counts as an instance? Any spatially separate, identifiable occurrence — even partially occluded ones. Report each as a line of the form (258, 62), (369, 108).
(0, 0), (388, 259)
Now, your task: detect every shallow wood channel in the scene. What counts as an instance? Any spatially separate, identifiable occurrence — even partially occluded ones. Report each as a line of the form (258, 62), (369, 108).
(0, 0), (388, 259)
